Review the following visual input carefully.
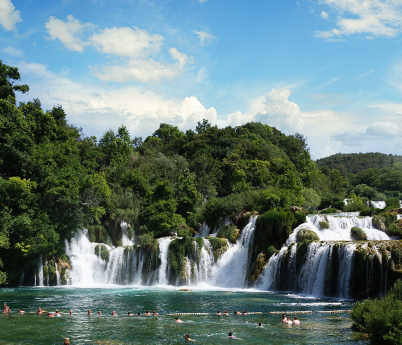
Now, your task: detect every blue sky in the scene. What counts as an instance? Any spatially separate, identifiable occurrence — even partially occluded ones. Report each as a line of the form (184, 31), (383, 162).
(1, 0), (402, 159)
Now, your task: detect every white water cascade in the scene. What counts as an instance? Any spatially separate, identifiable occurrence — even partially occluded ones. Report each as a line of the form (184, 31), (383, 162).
(37, 255), (44, 287)
(55, 261), (61, 286)
(158, 237), (173, 285)
(210, 216), (257, 287)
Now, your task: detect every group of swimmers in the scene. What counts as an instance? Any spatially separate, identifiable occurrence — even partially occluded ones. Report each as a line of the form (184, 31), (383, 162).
(281, 313), (301, 326)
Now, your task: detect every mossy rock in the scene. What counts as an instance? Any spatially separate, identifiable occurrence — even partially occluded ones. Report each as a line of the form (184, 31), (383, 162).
(87, 225), (112, 245)
(95, 244), (110, 263)
(320, 208), (337, 214)
(296, 229), (319, 242)
(248, 252), (267, 283)
(388, 220), (402, 237)
(319, 220), (330, 229)
(217, 224), (240, 244)
(177, 224), (195, 237)
(206, 236), (228, 261)
(351, 227), (367, 241)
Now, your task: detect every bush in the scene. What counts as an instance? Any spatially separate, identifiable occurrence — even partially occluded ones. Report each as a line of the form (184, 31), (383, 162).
(87, 225), (111, 245)
(95, 244), (109, 263)
(344, 200), (369, 212)
(320, 208), (337, 214)
(138, 233), (155, 248)
(351, 280), (402, 344)
(360, 208), (382, 216)
(319, 220), (330, 229)
(386, 197), (401, 210)
(333, 201), (345, 210)
(388, 220), (402, 237)
(217, 224), (240, 244)
(350, 227), (367, 241)
(205, 236), (228, 261)
(177, 225), (194, 237)
(296, 229), (319, 242)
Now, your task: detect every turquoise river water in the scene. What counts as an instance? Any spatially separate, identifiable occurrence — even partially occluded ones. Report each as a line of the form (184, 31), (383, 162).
(0, 287), (367, 344)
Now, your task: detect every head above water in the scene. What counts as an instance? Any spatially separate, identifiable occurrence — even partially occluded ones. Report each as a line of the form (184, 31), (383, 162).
(229, 332), (233, 336)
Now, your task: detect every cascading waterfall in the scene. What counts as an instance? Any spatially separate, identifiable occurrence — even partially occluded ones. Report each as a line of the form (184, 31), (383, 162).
(158, 237), (173, 285)
(55, 261), (61, 286)
(37, 255), (44, 287)
(210, 216), (257, 287)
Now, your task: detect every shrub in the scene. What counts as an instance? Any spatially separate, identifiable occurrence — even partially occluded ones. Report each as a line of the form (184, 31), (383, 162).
(206, 236), (228, 261)
(344, 200), (369, 212)
(138, 233), (155, 248)
(217, 224), (240, 244)
(177, 225), (194, 237)
(350, 227), (367, 241)
(388, 220), (402, 237)
(296, 229), (319, 242)
(320, 208), (337, 214)
(95, 244), (109, 263)
(333, 201), (345, 210)
(87, 225), (111, 245)
(319, 220), (330, 229)
(351, 280), (402, 344)
(386, 197), (400, 210)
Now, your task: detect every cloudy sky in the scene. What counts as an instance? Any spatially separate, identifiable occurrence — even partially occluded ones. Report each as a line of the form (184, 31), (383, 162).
(1, 0), (402, 159)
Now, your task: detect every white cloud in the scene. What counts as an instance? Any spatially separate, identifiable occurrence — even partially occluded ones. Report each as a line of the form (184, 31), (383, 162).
(320, 10), (329, 19)
(194, 30), (217, 45)
(315, 0), (402, 40)
(0, 0), (21, 31)
(197, 0), (208, 3)
(2, 46), (23, 57)
(366, 120), (400, 136)
(46, 15), (93, 52)
(92, 47), (192, 83)
(89, 26), (164, 58)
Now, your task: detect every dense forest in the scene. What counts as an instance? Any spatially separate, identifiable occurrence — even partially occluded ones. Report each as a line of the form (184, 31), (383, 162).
(1, 61), (402, 285)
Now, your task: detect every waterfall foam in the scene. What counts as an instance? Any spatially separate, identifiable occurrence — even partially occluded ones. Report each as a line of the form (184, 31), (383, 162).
(37, 255), (44, 287)
(158, 237), (173, 285)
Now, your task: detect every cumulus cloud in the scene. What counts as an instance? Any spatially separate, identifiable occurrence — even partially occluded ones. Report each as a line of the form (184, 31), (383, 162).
(45, 15), (191, 83)
(2, 46), (23, 57)
(92, 47), (192, 83)
(46, 15), (93, 52)
(89, 26), (164, 58)
(315, 0), (402, 40)
(194, 30), (217, 45)
(0, 0), (21, 31)
(320, 10), (329, 19)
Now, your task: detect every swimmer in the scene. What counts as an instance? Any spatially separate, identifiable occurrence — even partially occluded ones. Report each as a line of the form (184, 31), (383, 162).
(47, 312), (55, 317)
(3, 304), (10, 313)
(37, 308), (46, 314)
(292, 316), (300, 326)
(144, 310), (150, 316)
(184, 334), (196, 342)
(256, 323), (264, 328)
(227, 332), (241, 340)
(152, 310), (159, 316)
(111, 311), (117, 316)
(217, 310), (222, 316)
(97, 311), (101, 315)
(18, 308), (25, 314)
(224, 310), (229, 316)
(281, 314), (287, 323)
(68, 310), (73, 316)
(54, 309), (62, 317)
(175, 316), (183, 323)
(241, 310), (247, 315)
(88, 310), (93, 316)
(128, 312), (132, 316)
(137, 312), (141, 316)
(234, 311), (240, 315)
(286, 317), (292, 325)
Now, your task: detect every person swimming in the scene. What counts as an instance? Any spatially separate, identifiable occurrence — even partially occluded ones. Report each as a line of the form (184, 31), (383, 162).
(88, 310), (93, 316)
(47, 312), (55, 317)
(152, 310), (159, 316)
(175, 316), (183, 323)
(144, 310), (150, 316)
(224, 310), (229, 315)
(97, 311), (102, 315)
(241, 310), (247, 315)
(18, 308), (25, 314)
(216, 310), (222, 316)
(3, 304), (10, 313)
(234, 311), (240, 315)
(111, 311), (117, 316)
(184, 334), (196, 342)
(128, 312), (132, 316)
(256, 323), (264, 328)
(68, 310), (73, 316)
(227, 332), (241, 340)
(137, 312), (141, 316)
(37, 308), (46, 314)
(281, 314), (287, 323)
(286, 317), (293, 325)
(54, 309), (62, 317)
(292, 316), (300, 325)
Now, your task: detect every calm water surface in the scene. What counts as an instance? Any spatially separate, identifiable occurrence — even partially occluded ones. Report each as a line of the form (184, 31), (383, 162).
(0, 287), (367, 344)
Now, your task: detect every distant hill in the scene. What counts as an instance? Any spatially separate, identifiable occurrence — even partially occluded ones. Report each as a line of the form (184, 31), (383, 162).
(316, 153), (402, 174)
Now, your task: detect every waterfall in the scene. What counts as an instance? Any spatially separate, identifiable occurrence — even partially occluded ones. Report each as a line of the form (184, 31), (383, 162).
(287, 215), (390, 243)
(37, 255), (44, 287)
(210, 216), (257, 287)
(371, 201), (386, 209)
(121, 222), (134, 246)
(158, 237), (173, 285)
(55, 261), (61, 286)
